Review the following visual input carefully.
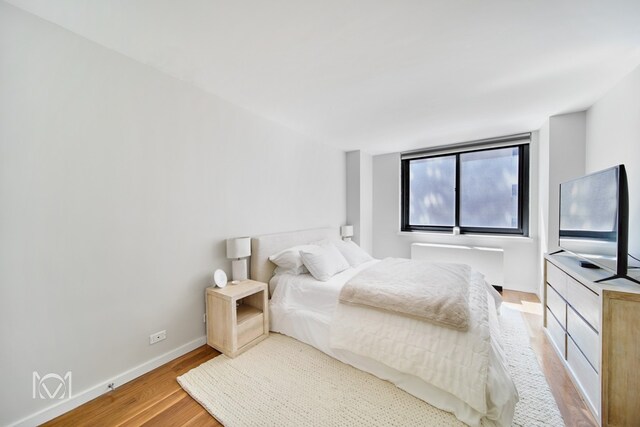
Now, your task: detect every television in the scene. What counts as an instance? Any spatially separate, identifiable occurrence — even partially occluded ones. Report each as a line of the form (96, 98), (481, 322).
(558, 164), (638, 283)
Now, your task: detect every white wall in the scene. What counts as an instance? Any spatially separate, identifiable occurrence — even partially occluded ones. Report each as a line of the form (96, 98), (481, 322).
(586, 64), (640, 260)
(0, 4), (345, 425)
(346, 150), (373, 253)
(360, 153), (373, 254)
(544, 113), (587, 254)
(346, 152), (361, 246)
(538, 120), (550, 270)
(371, 133), (540, 293)
(537, 112), (586, 297)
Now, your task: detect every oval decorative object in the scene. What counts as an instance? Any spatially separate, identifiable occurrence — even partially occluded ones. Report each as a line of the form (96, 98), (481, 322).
(213, 269), (228, 288)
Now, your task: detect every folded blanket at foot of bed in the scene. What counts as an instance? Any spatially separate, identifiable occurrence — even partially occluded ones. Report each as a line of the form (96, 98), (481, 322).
(339, 258), (471, 331)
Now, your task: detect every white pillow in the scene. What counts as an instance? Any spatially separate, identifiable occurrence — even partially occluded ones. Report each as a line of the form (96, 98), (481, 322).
(333, 239), (374, 267)
(300, 242), (350, 281)
(268, 245), (316, 273)
(274, 265), (308, 276)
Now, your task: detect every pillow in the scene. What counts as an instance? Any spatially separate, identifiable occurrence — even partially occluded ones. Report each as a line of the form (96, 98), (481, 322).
(300, 242), (350, 281)
(274, 265), (308, 276)
(268, 244), (316, 272)
(333, 239), (374, 267)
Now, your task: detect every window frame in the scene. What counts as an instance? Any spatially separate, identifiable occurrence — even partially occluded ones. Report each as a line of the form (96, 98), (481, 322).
(401, 143), (530, 236)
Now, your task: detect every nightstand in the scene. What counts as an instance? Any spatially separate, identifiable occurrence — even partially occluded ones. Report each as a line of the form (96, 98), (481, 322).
(205, 280), (269, 357)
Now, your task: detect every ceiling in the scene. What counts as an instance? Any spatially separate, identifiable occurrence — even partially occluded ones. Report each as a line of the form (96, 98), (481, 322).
(8, 0), (640, 153)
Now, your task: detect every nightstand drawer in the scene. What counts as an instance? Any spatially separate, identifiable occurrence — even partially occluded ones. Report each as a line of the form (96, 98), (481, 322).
(237, 312), (264, 348)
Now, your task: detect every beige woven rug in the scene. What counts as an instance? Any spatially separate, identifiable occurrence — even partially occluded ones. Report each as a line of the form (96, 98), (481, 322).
(178, 307), (564, 426)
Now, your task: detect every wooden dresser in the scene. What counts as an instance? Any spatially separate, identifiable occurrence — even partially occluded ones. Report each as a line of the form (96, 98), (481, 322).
(543, 253), (640, 426)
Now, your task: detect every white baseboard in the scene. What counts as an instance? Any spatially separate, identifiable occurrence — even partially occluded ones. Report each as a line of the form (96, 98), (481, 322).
(10, 335), (207, 427)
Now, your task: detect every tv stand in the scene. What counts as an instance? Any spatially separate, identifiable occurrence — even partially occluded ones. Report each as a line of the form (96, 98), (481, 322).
(544, 252), (640, 425)
(594, 273), (640, 285)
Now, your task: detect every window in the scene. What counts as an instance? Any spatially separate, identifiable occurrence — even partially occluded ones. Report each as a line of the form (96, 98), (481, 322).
(401, 135), (530, 235)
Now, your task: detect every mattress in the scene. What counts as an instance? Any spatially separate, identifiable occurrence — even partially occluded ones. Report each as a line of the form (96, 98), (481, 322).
(269, 260), (517, 427)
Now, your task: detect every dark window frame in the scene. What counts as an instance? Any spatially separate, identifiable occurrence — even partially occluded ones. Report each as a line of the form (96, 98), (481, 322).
(401, 143), (530, 236)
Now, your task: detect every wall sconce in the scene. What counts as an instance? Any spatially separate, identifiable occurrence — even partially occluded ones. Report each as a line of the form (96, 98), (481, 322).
(340, 225), (354, 242)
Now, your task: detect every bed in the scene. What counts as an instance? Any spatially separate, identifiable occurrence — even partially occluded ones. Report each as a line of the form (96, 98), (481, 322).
(250, 227), (518, 427)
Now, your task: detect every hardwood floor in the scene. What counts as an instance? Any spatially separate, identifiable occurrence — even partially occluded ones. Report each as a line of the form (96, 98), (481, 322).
(43, 345), (222, 427)
(501, 290), (597, 427)
(44, 291), (596, 426)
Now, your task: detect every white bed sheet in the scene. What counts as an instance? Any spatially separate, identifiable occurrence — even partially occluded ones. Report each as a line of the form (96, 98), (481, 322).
(269, 260), (517, 427)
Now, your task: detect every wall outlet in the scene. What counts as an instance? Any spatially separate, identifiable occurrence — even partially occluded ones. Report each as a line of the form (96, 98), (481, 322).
(149, 330), (166, 345)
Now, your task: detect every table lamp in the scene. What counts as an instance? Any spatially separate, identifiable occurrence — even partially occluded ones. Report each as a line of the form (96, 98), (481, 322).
(226, 237), (251, 282)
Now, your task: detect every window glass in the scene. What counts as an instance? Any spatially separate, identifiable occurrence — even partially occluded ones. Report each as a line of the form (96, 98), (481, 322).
(460, 147), (519, 228)
(401, 140), (529, 236)
(409, 155), (456, 226)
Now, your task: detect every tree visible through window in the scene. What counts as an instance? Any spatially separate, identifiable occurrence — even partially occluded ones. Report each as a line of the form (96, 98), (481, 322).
(402, 140), (529, 235)
(409, 155), (456, 226)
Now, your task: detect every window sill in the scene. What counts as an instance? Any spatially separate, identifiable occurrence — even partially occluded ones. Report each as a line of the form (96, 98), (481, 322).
(397, 230), (534, 243)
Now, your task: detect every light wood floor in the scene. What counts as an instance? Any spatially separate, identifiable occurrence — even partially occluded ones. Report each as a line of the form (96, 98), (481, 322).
(44, 291), (596, 426)
(501, 290), (596, 427)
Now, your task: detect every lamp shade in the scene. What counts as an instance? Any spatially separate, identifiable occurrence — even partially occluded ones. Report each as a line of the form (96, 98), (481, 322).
(226, 237), (251, 259)
(340, 225), (354, 238)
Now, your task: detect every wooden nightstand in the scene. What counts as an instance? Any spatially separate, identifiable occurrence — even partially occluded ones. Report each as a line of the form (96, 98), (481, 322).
(205, 280), (269, 357)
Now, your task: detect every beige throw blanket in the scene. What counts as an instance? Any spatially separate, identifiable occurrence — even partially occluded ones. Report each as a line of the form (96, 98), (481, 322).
(339, 258), (471, 331)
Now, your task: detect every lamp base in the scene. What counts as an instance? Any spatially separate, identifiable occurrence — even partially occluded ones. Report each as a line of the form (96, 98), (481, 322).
(231, 259), (248, 282)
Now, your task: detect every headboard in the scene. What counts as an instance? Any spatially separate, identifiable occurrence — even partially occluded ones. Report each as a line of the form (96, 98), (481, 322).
(250, 227), (340, 285)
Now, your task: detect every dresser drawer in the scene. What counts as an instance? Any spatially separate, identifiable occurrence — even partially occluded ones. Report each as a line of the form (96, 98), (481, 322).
(566, 276), (600, 332)
(567, 338), (600, 417)
(546, 308), (566, 358)
(546, 261), (567, 298)
(546, 284), (566, 328)
(567, 307), (599, 372)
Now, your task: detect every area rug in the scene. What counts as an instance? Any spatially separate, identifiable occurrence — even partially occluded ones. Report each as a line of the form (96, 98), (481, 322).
(178, 307), (564, 426)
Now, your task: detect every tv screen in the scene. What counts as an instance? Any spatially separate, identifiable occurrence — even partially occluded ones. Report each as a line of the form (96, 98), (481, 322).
(559, 165), (626, 274)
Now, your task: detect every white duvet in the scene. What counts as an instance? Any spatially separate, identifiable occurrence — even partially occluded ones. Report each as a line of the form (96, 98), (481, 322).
(332, 264), (493, 415)
(270, 260), (518, 426)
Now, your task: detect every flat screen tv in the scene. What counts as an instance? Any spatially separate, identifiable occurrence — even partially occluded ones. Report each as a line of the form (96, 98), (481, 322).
(558, 164), (638, 283)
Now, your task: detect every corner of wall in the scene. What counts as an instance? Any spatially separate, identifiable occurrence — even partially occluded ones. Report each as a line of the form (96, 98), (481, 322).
(346, 150), (373, 254)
